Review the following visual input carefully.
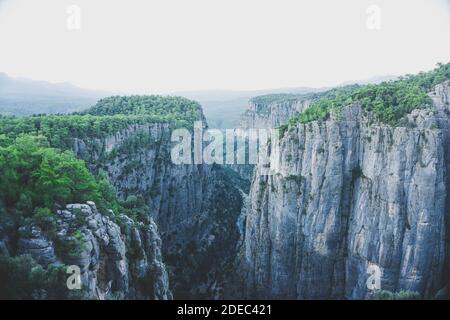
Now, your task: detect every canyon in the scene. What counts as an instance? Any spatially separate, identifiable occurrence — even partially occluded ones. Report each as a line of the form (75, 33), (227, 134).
(1, 67), (450, 300)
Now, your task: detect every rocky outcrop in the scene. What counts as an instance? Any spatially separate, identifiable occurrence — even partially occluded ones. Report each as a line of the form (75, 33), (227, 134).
(16, 202), (171, 300)
(17, 226), (58, 267)
(242, 83), (450, 299)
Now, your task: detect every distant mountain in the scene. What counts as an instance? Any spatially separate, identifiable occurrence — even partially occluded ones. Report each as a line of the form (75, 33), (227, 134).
(0, 73), (109, 116)
(0, 72), (398, 123)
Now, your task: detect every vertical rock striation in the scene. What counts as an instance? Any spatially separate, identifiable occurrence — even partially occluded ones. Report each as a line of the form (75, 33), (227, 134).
(243, 83), (450, 299)
(72, 122), (243, 298)
(239, 98), (310, 130)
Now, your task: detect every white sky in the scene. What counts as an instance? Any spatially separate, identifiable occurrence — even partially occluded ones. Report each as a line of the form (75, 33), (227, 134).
(0, 0), (449, 94)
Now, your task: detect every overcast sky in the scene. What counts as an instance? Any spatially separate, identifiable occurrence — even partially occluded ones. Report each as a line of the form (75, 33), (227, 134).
(0, 0), (449, 94)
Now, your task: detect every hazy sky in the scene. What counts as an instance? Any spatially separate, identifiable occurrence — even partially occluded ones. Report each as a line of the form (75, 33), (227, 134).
(0, 0), (449, 94)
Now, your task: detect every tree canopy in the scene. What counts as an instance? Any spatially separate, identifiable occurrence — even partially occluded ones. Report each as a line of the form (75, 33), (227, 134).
(0, 95), (204, 150)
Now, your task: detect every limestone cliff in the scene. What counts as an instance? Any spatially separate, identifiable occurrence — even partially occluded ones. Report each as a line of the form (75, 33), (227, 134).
(242, 82), (450, 299)
(72, 122), (243, 299)
(239, 97), (310, 130)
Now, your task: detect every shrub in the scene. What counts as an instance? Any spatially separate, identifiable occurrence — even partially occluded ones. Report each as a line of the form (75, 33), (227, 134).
(374, 290), (421, 300)
(351, 166), (364, 182)
(32, 207), (57, 235)
(0, 135), (102, 210)
(138, 270), (155, 299)
(0, 253), (87, 299)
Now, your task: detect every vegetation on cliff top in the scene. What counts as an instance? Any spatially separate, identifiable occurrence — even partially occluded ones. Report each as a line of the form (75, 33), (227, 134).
(278, 62), (450, 135)
(0, 135), (102, 210)
(250, 85), (359, 108)
(0, 95), (204, 150)
(250, 93), (307, 107)
(82, 95), (203, 119)
(0, 95), (187, 227)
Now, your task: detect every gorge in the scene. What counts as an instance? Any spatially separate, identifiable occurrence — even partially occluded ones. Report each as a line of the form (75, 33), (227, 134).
(1, 63), (450, 300)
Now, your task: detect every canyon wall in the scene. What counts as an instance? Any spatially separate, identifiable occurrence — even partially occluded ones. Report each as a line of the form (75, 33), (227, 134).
(242, 82), (450, 299)
(72, 122), (243, 299)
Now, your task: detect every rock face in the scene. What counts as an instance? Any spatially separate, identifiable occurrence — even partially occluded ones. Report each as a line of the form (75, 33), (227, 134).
(242, 83), (450, 299)
(17, 226), (58, 267)
(239, 98), (310, 130)
(72, 122), (243, 299)
(232, 96), (313, 181)
(429, 81), (450, 285)
(16, 202), (171, 300)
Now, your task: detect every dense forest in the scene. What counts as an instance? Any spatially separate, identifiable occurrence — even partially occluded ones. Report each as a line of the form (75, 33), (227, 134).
(0, 96), (204, 150)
